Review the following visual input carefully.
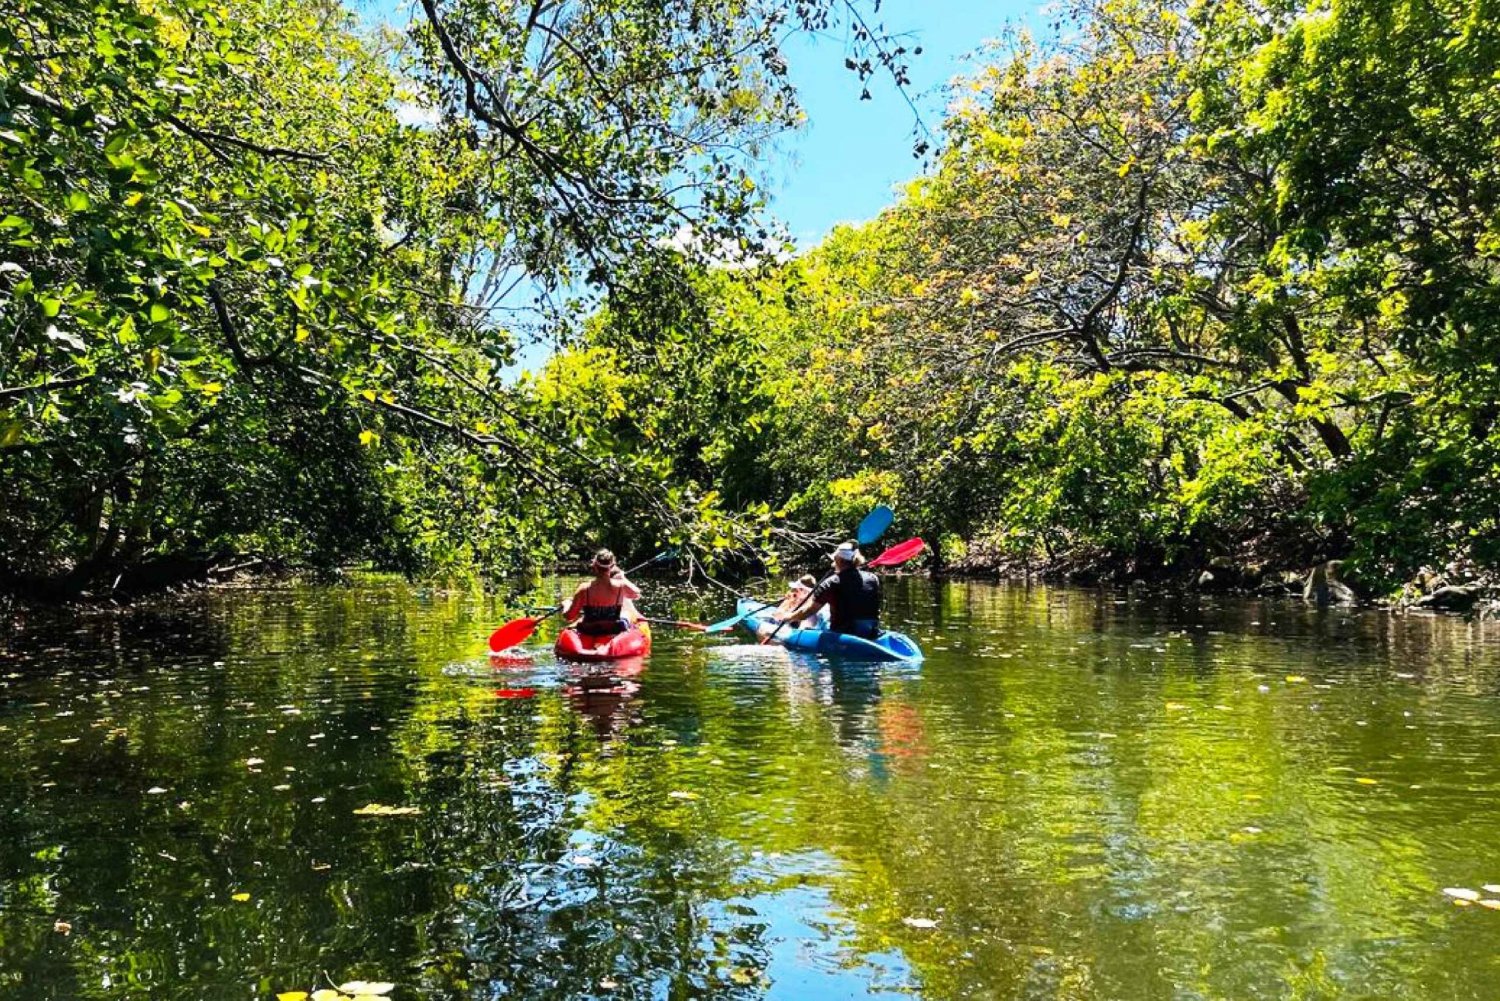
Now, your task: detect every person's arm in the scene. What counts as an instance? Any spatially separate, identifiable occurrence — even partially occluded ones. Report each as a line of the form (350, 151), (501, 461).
(562, 582), (589, 622)
(609, 568), (643, 600)
(785, 597), (827, 625)
(775, 582), (829, 624)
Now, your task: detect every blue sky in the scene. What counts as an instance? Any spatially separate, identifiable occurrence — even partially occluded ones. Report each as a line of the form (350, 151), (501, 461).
(770, 0), (1040, 246)
(360, 0), (1041, 247)
(353, 0), (1042, 372)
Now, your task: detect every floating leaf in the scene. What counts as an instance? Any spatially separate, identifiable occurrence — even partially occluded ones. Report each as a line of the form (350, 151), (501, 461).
(1355, 777), (1378, 785)
(277, 993), (309, 1001)
(1285, 675), (1307, 683)
(231, 892), (250, 902)
(359, 430), (379, 447)
(353, 803), (421, 816)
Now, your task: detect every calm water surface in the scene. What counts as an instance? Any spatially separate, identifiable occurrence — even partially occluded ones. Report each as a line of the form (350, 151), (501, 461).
(4, 579), (1500, 1000)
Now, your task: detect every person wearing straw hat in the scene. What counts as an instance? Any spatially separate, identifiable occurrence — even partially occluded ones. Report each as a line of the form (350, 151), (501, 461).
(562, 549), (643, 636)
(773, 541), (881, 638)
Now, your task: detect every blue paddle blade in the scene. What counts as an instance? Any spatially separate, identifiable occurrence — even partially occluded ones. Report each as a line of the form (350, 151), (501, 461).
(704, 602), (773, 634)
(856, 505), (894, 546)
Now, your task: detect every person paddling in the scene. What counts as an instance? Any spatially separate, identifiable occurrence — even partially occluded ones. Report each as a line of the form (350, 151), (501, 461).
(772, 541), (881, 639)
(562, 549), (642, 636)
(760, 574), (828, 636)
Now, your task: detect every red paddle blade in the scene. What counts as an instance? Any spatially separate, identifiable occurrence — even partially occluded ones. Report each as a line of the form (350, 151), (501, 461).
(488, 616), (541, 653)
(869, 537), (925, 568)
(493, 687), (538, 699)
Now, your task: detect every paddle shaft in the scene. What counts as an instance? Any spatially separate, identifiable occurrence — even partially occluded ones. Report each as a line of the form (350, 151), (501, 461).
(489, 550), (672, 652)
(760, 538), (923, 644)
(636, 616), (707, 632)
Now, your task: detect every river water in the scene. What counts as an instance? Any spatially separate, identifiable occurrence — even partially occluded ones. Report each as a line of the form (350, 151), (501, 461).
(3, 578), (1500, 1000)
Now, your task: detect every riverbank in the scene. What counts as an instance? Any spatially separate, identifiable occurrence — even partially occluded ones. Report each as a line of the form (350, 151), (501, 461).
(938, 540), (1500, 617)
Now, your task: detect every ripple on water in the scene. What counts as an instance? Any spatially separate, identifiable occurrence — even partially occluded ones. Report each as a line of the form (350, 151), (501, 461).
(2, 580), (1500, 999)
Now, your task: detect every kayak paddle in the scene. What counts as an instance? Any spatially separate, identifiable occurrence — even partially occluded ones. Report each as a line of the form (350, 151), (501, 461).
(703, 602), (775, 634)
(855, 505), (894, 546)
(637, 617), (708, 632)
(760, 537), (922, 646)
(487, 549), (674, 653)
(867, 537), (925, 568)
(488, 607), (562, 653)
(705, 505), (894, 642)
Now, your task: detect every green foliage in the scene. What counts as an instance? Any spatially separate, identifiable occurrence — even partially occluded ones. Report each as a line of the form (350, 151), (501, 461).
(0, 0), (915, 594)
(553, 0), (1500, 587)
(6, 0), (1496, 593)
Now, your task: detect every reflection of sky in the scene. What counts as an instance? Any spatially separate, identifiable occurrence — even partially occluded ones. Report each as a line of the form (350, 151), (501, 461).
(720, 851), (917, 998)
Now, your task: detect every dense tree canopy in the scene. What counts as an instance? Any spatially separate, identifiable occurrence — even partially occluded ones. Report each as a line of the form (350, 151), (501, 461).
(0, 0), (911, 595)
(544, 0), (1500, 592)
(5, 0), (1497, 597)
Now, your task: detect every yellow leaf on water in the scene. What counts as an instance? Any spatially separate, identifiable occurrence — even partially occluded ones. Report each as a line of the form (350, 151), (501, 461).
(277, 993), (309, 1001)
(1285, 675), (1307, 683)
(1355, 777), (1379, 785)
(231, 892), (250, 902)
(353, 803), (420, 816)
(358, 430), (378, 447)
(295, 325), (310, 343)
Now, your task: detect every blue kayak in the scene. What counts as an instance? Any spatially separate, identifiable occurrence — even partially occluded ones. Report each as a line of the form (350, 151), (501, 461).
(735, 598), (924, 664)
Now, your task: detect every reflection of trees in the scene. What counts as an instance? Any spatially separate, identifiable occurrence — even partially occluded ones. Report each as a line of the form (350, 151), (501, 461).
(6, 579), (1500, 999)
(0, 584), (778, 1000)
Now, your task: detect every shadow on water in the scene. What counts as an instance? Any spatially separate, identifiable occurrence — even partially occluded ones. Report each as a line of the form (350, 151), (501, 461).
(2, 578), (1500, 1000)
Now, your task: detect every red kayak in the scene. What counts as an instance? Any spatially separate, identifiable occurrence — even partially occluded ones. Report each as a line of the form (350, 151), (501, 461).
(554, 621), (652, 662)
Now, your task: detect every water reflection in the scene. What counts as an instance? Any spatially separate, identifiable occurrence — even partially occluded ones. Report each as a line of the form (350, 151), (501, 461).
(2, 580), (1500, 1000)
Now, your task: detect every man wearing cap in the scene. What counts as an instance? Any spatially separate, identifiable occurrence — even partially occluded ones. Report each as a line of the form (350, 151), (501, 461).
(774, 540), (882, 638)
